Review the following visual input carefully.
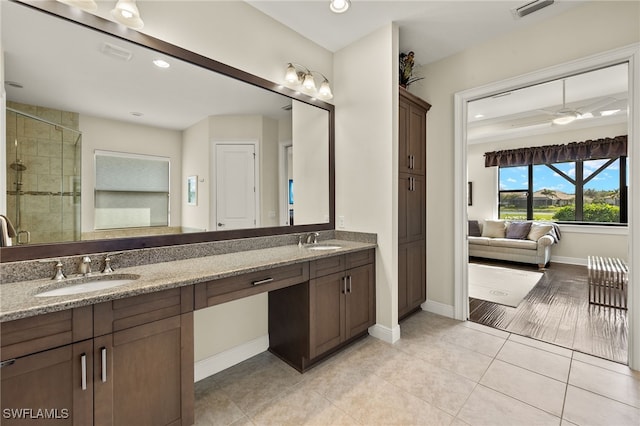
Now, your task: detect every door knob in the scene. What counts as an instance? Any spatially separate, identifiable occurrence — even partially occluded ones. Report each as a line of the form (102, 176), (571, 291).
(217, 223), (224, 227)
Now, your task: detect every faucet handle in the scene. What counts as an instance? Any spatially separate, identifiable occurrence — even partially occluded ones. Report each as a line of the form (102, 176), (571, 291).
(102, 256), (115, 274)
(52, 261), (66, 281)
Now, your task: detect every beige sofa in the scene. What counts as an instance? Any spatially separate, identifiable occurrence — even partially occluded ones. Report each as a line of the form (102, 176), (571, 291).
(468, 220), (560, 269)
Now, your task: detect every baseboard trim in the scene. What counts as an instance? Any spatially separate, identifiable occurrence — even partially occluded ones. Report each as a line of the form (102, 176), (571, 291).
(368, 323), (401, 344)
(551, 255), (586, 266)
(422, 299), (455, 318)
(194, 335), (269, 382)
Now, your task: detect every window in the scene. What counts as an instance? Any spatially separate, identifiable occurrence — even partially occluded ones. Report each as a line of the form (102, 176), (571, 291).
(499, 156), (627, 224)
(94, 151), (170, 229)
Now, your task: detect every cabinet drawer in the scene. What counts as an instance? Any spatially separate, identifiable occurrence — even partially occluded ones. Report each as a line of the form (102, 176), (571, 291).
(346, 249), (375, 270)
(195, 263), (309, 309)
(94, 286), (193, 336)
(310, 249), (375, 279)
(1, 307), (92, 361)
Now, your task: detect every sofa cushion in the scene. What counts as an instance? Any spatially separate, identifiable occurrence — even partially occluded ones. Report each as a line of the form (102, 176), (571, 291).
(528, 223), (554, 241)
(481, 220), (506, 238)
(468, 236), (491, 246)
(488, 238), (538, 250)
(506, 221), (532, 239)
(468, 220), (482, 237)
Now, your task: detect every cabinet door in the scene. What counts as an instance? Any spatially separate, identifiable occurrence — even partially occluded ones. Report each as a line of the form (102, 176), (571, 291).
(0, 340), (93, 426)
(407, 103), (426, 175)
(398, 240), (426, 319)
(309, 271), (346, 359)
(94, 314), (193, 426)
(399, 97), (410, 173)
(399, 173), (426, 244)
(345, 263), (375, 339)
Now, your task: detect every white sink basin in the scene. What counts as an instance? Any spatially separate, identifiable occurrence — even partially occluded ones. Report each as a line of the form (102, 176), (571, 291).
(306, 244), (342, 251)
(35, 274), (139, 297)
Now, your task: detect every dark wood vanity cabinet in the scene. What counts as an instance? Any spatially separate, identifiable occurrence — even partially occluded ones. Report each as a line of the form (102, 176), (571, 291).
(0, 287), (194, 426)
(268, 249), (375, 372)
(398, 87), (431, 320)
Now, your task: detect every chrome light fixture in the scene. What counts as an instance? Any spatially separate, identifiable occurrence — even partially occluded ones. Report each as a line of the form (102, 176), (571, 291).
(330, 0), (351, 14)
(111, 0), (144, 30)
(56, 0), (98, 13)
(284, 63), (333, 100)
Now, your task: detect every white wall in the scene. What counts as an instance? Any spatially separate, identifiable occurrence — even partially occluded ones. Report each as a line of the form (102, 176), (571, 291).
(292, 100), (329, 224)
(181, 117), (209, 231)
(79, 114), (182, 232)
(335, 24), (399, 337)
(415, 0), (640, 308)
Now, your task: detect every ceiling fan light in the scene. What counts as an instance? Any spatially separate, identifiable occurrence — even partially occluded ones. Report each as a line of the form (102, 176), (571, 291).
(552, 112), (578, 125)
(111, 0), (144, 30)
(329, 0), (351, 14)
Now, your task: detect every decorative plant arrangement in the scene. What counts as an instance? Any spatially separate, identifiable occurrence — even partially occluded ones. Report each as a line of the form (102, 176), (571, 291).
(399, 51), (424, 88)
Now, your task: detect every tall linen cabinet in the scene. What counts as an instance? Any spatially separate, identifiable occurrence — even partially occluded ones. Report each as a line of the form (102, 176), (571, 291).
(398, 87), (431, 319)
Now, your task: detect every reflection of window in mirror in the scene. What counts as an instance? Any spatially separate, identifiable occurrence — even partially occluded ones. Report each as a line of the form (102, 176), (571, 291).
(94, 151), (170, 229)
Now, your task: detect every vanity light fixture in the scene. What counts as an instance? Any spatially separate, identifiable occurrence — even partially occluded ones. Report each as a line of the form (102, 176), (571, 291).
(329, 0), (351, 14)
(284, 63), (333, 100)
(57, 0), (98, 13)
(111, 0), (144, 30)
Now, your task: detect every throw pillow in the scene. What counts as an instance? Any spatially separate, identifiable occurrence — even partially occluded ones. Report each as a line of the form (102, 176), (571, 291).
(468, 220), (481, 237)
(528, 223), (554, 241)
(506, 221), (532, 239)
(481, 220), (506, 238)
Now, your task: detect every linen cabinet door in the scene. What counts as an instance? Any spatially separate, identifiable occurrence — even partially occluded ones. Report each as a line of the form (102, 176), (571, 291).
(398, 240), (426, 319)
(309, 271), (346, 359)
(345, 263), (375, 339)
(0, 340), (93, 426)
(399, 173), (426, 244)
(94, 314), (193, 426)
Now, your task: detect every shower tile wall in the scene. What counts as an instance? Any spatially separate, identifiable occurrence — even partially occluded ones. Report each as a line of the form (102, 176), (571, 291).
(6, 101), (81, 244)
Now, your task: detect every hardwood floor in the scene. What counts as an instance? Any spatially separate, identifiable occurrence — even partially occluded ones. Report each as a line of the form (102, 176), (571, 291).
(468, 259), (628, 364)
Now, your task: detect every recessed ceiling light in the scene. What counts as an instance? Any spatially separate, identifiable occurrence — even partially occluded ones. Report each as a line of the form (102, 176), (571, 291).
(153, 59), (170, 69)
(330, 0), (350, 14)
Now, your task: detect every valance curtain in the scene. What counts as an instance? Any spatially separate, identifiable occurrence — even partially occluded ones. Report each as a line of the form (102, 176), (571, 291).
(484, 135), (627, 167)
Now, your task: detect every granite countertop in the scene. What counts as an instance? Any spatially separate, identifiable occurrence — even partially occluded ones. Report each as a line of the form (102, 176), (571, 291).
(0, 239), (376, 322)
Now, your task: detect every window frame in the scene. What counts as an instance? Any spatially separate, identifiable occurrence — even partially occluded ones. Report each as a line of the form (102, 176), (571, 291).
(498, 155), (627, 225)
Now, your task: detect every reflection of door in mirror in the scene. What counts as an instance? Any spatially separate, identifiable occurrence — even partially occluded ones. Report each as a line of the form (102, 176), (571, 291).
(278, 143), (294, 226)
(215, 143), (257, 231)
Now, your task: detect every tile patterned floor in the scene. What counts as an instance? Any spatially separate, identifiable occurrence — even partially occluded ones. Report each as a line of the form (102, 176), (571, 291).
(194, 311), (640, 425)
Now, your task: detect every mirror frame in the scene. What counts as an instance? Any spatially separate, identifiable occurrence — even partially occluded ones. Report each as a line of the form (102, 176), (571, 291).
(0, 0), (335, 262)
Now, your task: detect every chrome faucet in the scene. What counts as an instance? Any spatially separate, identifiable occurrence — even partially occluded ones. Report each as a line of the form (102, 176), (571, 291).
(52, 261), (66, 281)
(102, 255), (114, 274)
(306, 232), (320, 244)
(79, 256), (92, 276)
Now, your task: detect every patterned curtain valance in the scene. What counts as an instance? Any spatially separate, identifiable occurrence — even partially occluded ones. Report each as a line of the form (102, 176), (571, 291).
(484, 135), (627, 168)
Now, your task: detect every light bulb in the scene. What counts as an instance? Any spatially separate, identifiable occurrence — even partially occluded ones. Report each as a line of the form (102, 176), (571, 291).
(330, 0), (351, 14)
(302, 73), (316, 91)
(285, 64), (299, 83)
(318, 80), (333, 100)
(111, 0), (144, 30)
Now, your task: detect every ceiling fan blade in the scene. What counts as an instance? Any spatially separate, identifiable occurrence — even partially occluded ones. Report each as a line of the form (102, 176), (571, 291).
(577, 97), (617, 115)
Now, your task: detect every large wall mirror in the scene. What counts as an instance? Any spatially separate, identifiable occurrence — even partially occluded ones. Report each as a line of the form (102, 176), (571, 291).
(1, 0), (334, 261)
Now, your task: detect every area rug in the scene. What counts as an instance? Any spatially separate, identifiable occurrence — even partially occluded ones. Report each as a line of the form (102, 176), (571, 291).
(469, 263), (543, 307)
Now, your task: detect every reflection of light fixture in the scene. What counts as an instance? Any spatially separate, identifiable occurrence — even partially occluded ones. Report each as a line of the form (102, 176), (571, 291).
(57, 0), (98, 13)
(284, 63), (333, 100)
(153, 59), (170, 69)
(552, 111), (578, 125)
(330, 0), (351, 14)
(601, 109), (621, 116)
(111, 0), (144, 30)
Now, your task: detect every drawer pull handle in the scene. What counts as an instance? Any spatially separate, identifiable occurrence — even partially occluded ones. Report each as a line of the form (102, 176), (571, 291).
(0, 359), (16, 368)
(252, 278), (273, 286)
(101, 347), (107, 383)
(81, 353), (87, 390)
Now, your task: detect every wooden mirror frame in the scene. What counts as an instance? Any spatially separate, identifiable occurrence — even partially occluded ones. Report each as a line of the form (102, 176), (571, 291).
(0, 0), (335, 262)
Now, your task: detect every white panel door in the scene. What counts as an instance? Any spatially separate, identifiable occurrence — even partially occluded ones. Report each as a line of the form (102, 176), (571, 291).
(215, 144), (256, 230)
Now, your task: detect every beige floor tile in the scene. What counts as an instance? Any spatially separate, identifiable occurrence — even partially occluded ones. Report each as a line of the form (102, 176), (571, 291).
(194, 383), (245, 426)
(440, 324), (507, 357)
(451, 418), (472, 426)
(249, 381), (358, 426)
(563, 385), (640, 426)
(327, 374), (454, 426)
(497, 340), (571, 382)
(457, 385), (560, 426)
(508, 333), (573, 358)
(397, 337), (493, 381)
(230, 417), (255, 426)
(480, 360), (566, 416)
(572, 351), (639, 377)
(568, 360), (640, 408)
(373, 348), (477, 416)
(462, 320), (511, 339)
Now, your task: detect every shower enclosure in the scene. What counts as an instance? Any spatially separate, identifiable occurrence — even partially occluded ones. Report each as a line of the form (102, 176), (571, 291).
(5, 105), (82, 245)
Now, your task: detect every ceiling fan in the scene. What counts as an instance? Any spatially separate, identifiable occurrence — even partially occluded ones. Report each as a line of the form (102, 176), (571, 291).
(539, 79), (618, 125)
